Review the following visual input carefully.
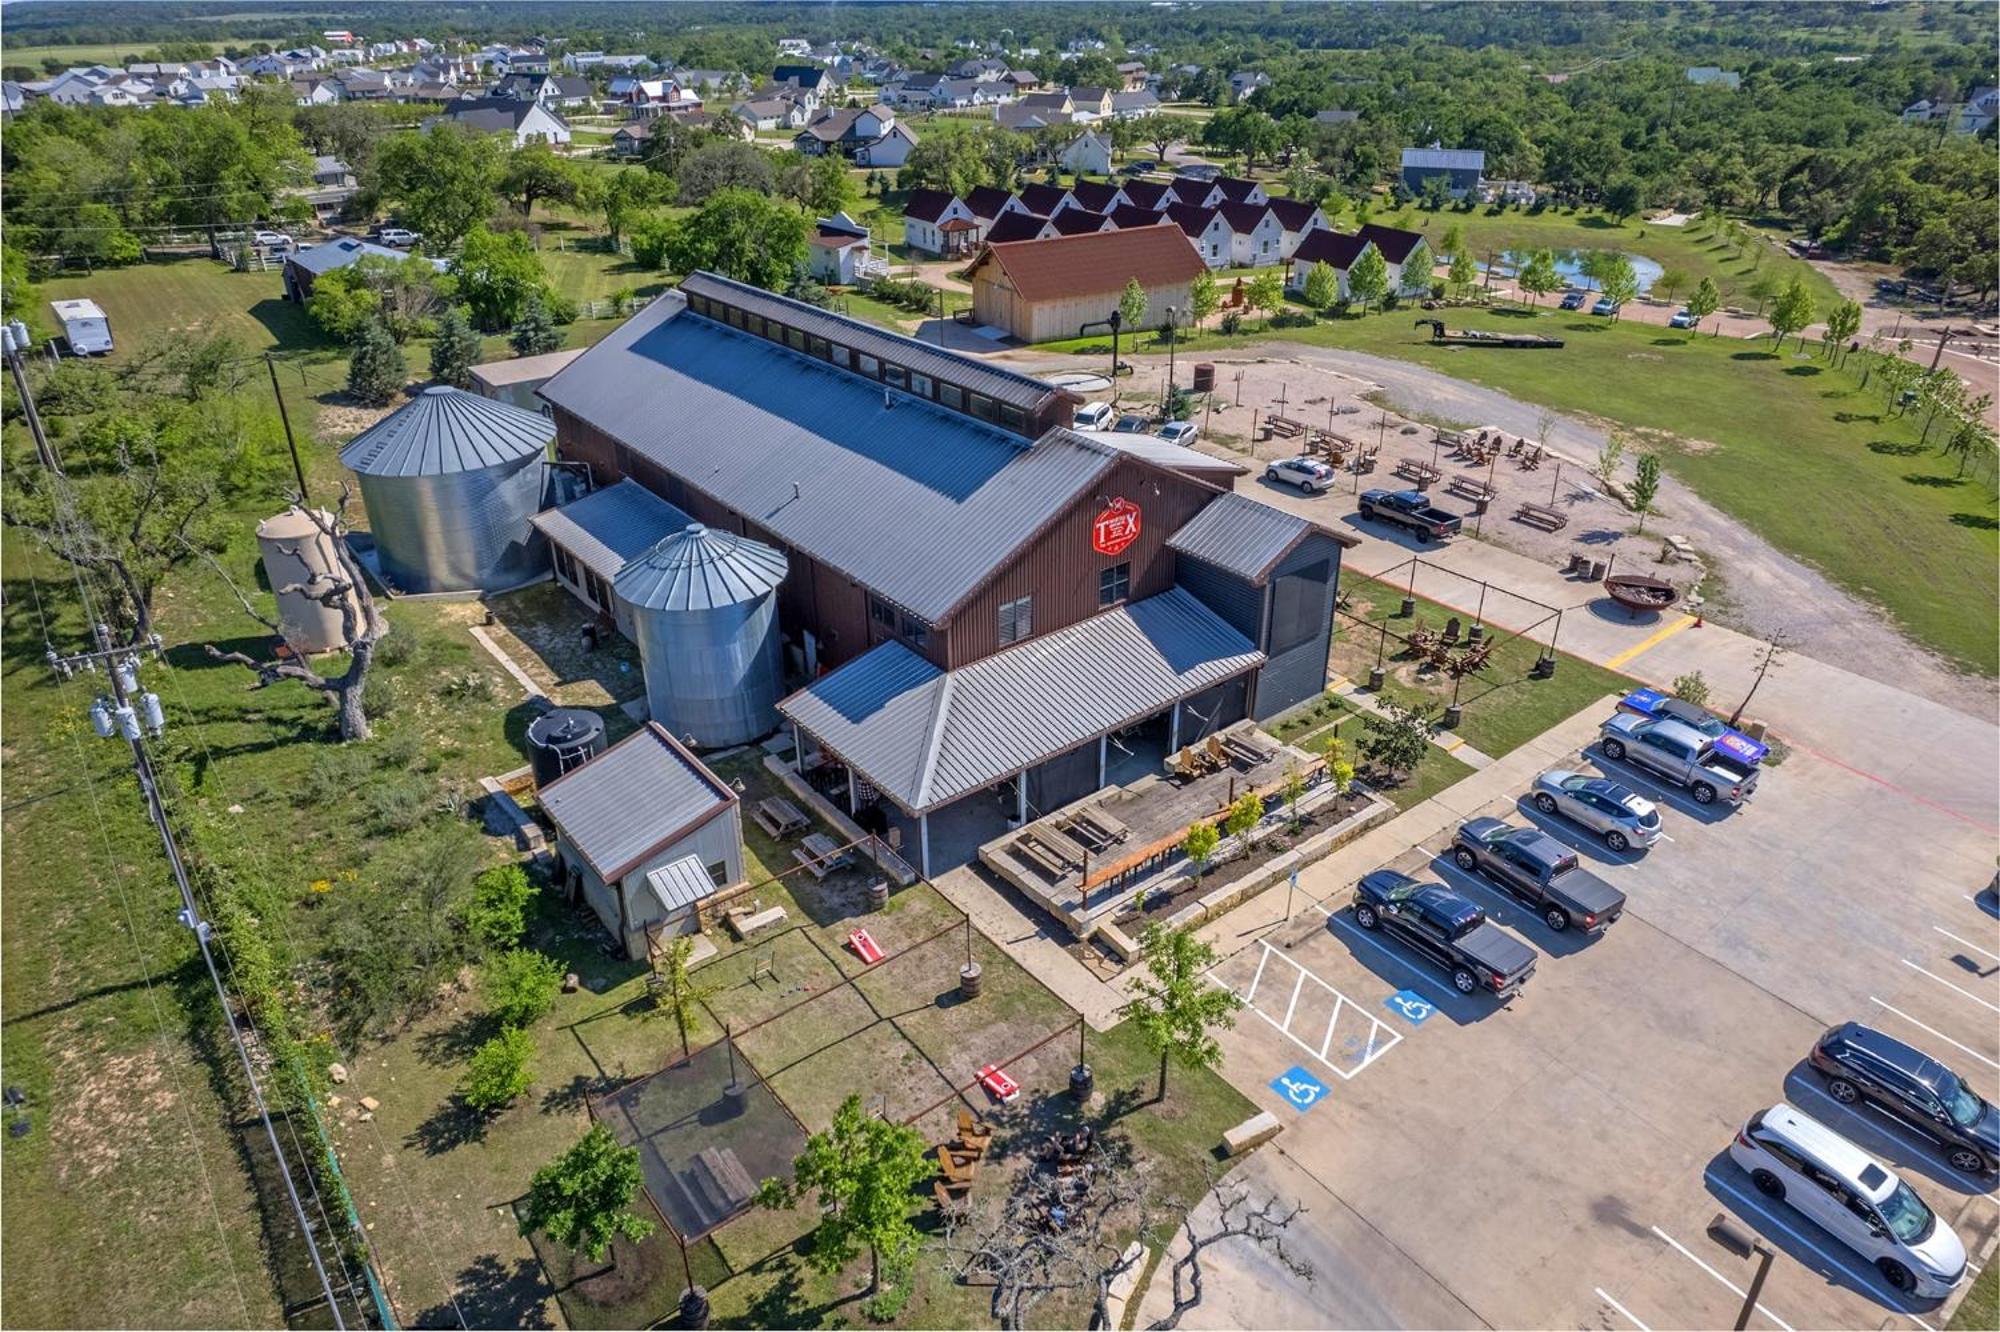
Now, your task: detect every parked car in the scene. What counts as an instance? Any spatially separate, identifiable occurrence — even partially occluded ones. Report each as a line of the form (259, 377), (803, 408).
(1121, 159), (1158, 175)
(1559, 289), (1587, 310)
(372, 226), (420, 247)
(1111, 414), (1150, 434)
(1616, 688), (1768, 765)
(1598, 714), (1759, 807)
(1175, 162), (1222, 180)
(1668, 308), (1697, 329)
(1351, 870), (1537, 998)
(1156, 420), (1199, 446)
(1591, 296), (1621, 316)
(1529, 769), (1662, 851)
(1809, 1022), (2000, 1176)
(1876, 278), (1908, 297)
(252, 229), (294, 251)
(1730, 1103), (1966, 1297)
(1265, 456), (1337, 494)
(1358, 488), (1463, 542)
(1073, 401), (1116, 431)
(1450, 819), (1627, 934)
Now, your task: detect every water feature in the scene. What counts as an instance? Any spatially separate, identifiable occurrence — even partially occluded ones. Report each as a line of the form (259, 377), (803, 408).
(1477, 249), (1665, 293)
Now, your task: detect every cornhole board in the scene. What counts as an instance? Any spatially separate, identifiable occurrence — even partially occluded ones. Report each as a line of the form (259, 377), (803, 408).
(978, 1064), (1020, 1103)
(847, 928), (884, 965)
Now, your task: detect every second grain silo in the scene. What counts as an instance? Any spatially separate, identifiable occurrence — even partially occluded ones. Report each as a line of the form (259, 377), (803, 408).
(254, 506), (358, 653)
(339, 386), (554, 594)
(612, 523), (788, 748)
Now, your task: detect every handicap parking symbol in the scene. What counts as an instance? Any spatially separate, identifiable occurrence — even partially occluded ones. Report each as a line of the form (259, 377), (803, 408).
(1383, 989), (1436, 1025)
(1270, 1064), (1328, 1112)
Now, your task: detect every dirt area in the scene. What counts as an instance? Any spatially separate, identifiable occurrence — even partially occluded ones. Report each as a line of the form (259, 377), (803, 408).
(1014, 342), (1989, 717)
(441, 583), (645, 710)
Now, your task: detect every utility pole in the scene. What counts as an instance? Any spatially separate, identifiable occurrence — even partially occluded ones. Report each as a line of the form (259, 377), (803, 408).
(2, 320), (57, 470)
(265, 353), (311, 502)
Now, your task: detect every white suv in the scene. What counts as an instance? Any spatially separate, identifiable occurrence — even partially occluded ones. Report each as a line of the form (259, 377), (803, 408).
(1730, 1103), (1966, 1298)
(1073, 401), (1115, 431)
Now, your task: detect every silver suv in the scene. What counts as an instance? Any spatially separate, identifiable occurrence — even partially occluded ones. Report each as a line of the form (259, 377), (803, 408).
(1530, 769), (1662, 851)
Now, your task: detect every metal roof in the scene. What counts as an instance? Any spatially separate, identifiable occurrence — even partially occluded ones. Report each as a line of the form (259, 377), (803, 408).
(286, 236), (411, 275)
(645, 855), (717, 913)
(531, 479), (689, 584)
(778, 587), (1265, 813)
(1401, 146), (1486, 172)
(536, 288), (1115, 623)
(613, 522), (789, 612)
(538, 722), (736, 881)
(1091, 431), (1247, 476)
(1169, 492), (1352, 580)
(340, 385), (554, 477)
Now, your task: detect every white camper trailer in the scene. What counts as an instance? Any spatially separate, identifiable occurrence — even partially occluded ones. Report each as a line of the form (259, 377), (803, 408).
(49, 299), (113, 356)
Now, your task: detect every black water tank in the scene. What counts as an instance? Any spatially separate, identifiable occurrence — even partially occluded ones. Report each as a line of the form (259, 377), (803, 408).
(526, 708), (606, 788)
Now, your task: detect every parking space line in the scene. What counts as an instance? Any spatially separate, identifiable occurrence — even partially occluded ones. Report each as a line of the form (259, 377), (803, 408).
(1900, 959), (2000, 1014)
(1708, 1173), (1936, 1324)
(1593, 1287), (1653, 1332)
(1933, 927), (2000, 964)
(1649, 1224), (1795, 1331)
(1244, 946), (1272, 1004)
(1214, 940), (1403, 1083)
(1282, 971), (1305, 1028)
(1870, 998), (2000, 1071)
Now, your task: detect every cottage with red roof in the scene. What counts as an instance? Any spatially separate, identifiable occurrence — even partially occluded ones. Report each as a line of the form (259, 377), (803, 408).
(902, 188), (980, 256)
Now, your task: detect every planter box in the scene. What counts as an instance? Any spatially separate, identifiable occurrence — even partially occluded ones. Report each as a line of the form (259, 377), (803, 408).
(1162, 787), (1395, 932)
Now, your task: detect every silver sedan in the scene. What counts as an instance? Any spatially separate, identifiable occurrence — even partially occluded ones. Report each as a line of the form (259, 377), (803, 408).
(1531, 769), (1662, 852)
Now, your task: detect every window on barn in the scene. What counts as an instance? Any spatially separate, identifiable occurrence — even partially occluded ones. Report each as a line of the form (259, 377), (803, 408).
(997, 595), (1033, 645)
(1098, 562), (1131, 606)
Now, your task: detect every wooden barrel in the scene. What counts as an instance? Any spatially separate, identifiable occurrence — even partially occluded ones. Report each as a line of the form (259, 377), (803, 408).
(1192, 363), (1216, 392)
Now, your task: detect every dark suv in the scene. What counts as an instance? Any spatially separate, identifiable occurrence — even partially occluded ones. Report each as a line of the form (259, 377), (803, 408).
(1809, 1022), (2000, 1176)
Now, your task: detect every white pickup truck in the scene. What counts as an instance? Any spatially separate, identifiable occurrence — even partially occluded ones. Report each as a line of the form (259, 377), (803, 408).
(1599, 714), (1759, 807)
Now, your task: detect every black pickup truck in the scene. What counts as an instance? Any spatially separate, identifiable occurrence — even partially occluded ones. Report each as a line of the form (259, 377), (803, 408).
(1358, 489), (1463, 541)
(1352, 869), (1537, 998)
(1450, 819), (1628, 936)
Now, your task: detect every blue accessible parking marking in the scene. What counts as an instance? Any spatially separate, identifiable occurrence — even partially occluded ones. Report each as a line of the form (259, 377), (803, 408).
(1270, 1064), (1328, 1112)
(1383, 989), (1436, 1025)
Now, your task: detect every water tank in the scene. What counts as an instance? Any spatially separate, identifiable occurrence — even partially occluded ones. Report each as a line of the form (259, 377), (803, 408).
(525, 708), (607, 788)
(1192, 362), (1216, 393)
(255, 507), (358, 653)
(339, 386), (555, 594)
(613, 523), (788, 748)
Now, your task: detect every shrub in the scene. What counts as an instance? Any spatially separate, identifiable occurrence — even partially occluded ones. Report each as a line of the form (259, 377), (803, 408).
(482, 947), (564, 1027)
(360, 672), (399, 719)
(467, 864), (537, 949)
(372, 626), (419, 669)
(364, 770), (435, 832)
(1218, 311), (1242, 335)
(460, 1026), (535, 1112)
(1670, 672), (1712, 707)
(1269, 310), (1315, 329)
(301, 747), (371, 807)
(345, 319), (406, 406)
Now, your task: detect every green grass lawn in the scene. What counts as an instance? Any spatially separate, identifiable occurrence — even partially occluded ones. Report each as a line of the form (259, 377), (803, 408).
(41, 257), (329, 359)
(1950, 1261), (1997, 1331)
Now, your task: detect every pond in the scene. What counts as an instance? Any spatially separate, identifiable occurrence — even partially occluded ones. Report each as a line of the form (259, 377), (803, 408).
(1478, 249), (1665, 293)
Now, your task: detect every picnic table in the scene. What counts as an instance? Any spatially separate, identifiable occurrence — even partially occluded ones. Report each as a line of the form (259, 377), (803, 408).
(1267, 414), (1305, 438)
(1066, 805), (1129, 849)
(753, 795), (809, 839)
(1445, 474), (1497, 503)
(1514, 501), (1569, 531)
(1395, 458), (1442, 486)
(1010, 833), (1069, 880)
(793, 831), (853, 879)
(690, 1147), (757, 1215)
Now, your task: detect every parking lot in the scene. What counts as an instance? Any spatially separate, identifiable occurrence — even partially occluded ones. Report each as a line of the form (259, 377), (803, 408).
(1205, 714), (1999, 1330)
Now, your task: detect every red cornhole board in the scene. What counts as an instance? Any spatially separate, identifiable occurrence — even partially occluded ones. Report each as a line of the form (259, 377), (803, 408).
(847, 929), (885, 965)
(978, 1064), (1020, 1103)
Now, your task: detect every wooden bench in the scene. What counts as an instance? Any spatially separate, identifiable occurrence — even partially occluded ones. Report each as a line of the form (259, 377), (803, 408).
(753, 795), (809, 839)
(1029, 824), (1089, 869)
(1514, 501), (1569, 531)
(1267, 415), (1305, 438)
(1445, 475), (1497, 503)
(1394, 458), (1441, 485)
(1011, 835), (1068, 880)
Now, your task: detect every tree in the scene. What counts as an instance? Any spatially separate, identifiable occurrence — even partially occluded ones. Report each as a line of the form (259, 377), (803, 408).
(510, 293), (564, 357)
(1653, 267), (1693, 304)
(1187, 268), (1220, 325)
(460, 1026), (535, 1112)
(482, 948), (563, 1027)
(1595, 435), (1627, 490)
(1446, 249), (1477, 298)
(1823, 297), (1862, 362)
(1767, 277), (1815, 347)
(1440, 222), (1466, 259)
(346, 318), (407, 406)
(452, 226), (553, 331)
(1685, 275), (1722, 336)
(898, 126), (1018, 197)
(658, 189), (810, 291)
(648, 933), (720, 1060)
(1598, 254), (1640, 319)
(1222, 792), (1263, 850)
(1303, 260), (1340, 310)
(1602, 174), (1645, 221)
(306, 254), (455, 343)
(499, 143), (586, 217)
(1399, 239), (1433, 296)
(1346, 245), (1389, 312)
(1746, 272), (1783, 317)
(1119, 276), (1148, 330)
(776, 152), (855, 217)
(676, 138), (779, 205)
(371, 125), (502, 251)
(1515, 249), (1561, 307)
(1181, 820), (1220, 875)
(466, 863), (536, 949)
(589, 168), (669, 247)
(1629, 453), (1662, 533)
(1357, 700), (1433, 779)
(519, 1125), (655, 1264)
(429, 306), (481, 388)
(1246, 270), (1285, 327)
(1670, 671), (1712, 707)
(1281, 765), (1308, 831)
(755, 1094), (933, 1295)
(1121, 922), (1241, 1102)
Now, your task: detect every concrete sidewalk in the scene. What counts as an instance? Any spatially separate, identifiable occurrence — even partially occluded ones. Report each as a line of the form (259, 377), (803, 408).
(929, 864), (1131, 1031)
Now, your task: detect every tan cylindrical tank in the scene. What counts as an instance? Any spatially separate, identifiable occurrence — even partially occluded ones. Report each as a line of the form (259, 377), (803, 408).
(255, 508), (358, 653)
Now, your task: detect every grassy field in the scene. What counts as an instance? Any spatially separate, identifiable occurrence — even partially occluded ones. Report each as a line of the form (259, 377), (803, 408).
(1051, 305), (1999, 675)
(41, 259), (327, 358)
(1950, 1261), (1998, 1331)
(2, 39), (225, 66)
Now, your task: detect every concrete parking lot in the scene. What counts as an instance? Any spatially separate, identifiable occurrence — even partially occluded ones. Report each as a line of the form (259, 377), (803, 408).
(1199, 708), (1998, 1330)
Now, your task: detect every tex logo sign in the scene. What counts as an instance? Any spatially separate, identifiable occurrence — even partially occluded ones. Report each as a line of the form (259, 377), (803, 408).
(1091, 497), (1142, 556)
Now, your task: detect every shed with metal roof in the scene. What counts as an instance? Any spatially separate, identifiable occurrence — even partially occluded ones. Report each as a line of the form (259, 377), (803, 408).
(531, 479), (690, 633)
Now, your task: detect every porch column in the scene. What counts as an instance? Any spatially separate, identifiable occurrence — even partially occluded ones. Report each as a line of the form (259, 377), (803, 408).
(1098, 735), (1108, 788)
(1169, 701), (1181, 753)
(847, 766), (859, 816)
(792, 722), (803, 772)
(1016, 769), (1029, 825)
(919, 813), (931, 879)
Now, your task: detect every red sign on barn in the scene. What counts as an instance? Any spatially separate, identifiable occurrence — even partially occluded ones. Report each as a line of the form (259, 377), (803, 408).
(1092, 497), (1142, 556)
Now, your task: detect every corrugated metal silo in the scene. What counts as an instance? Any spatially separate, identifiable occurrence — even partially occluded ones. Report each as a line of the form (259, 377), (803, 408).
(339, 386), (555, 593)
(255, 507), (357, 653)
(612, 523), (789, 748)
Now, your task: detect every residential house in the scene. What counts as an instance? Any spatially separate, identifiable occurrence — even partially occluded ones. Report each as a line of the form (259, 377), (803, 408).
(964, 185), (1027, 240)
(794, 105), (916, 166)
(1167, 176), (1225, 209)
(752, 77), (821, 112)
(488, 71), (556, 102)
(1285, 228), (1371, 298)
(880, 72), (948, 107)
(1110, 89), (1161, 118)
(1961, 87), (2000, 134)
(777, 37), (812, 57)
(1685, 66), (1742, 89)
(967, 225), (1208, 341)
(291, 76), (345, 106)
(996, 103), (1072, 132)
(674, 70), (743, 95)
(1003, 70), (1041, 93)
(625, 79), (703, 119)
(1356, 223), (1434, 293)
(1266, 196), (1329, 260)
(1068, 86), (1115, 121)
(1061, 130), (1115, 176)
(1219, 202), (1284, 267)
(610, 120), (654, 157)
(1046, 208), (1113, 237)
(402, 80), (460, 103)
(539, 723), (744, 960)
(1164, 203), (1233, 268)
(734, 96), (810, 131)
(903, 189), (981, 256)
(935, 78), (1009, 109)
(313, 155), (357, 187)
(1400, 145), (1485, 199)
(282, 237), (418, 303)
(983, 211), (1053, 244)
(1119, 179), (1172, 211)
(334, 67), (395, 100)
(1215, 177), (1269, 205)
(1313, 108), (1359, 125)
(772, 64), (835, 99)
(431, 97), (573, 147)
(1, 83), (26, 117)
(1106, 203), (1170, 230)
(545, 75), (595, 109)
(1116, 61), (1149, 91)
(1016, 183), (1073, 217)
(808, 212), (878, 285)
(1229, 70), (1270, 99)
(1484, 179), (1539, 206)
(1065, 180), (1128, 214)
(1017, 89), (1074, 117)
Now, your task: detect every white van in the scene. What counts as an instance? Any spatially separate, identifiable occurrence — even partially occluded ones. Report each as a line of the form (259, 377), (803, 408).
(49, 299), (113, 356)
(1730, 1102), (1966, 1298)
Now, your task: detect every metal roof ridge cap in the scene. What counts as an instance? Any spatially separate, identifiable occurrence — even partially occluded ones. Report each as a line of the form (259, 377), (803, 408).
(912, 667), (957, 809)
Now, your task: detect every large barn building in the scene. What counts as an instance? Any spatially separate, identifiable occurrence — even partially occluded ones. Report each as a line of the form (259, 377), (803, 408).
(536, 273), (1354, 873)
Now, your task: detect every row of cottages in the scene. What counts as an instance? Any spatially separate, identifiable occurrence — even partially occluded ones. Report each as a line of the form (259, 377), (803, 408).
(965, 226), (1210, 343)
(791, 105), (918, 167)
(1286, 223), (1436, 300)
(531, 272), (1355, 877)
(902, 175), (1325, 269)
